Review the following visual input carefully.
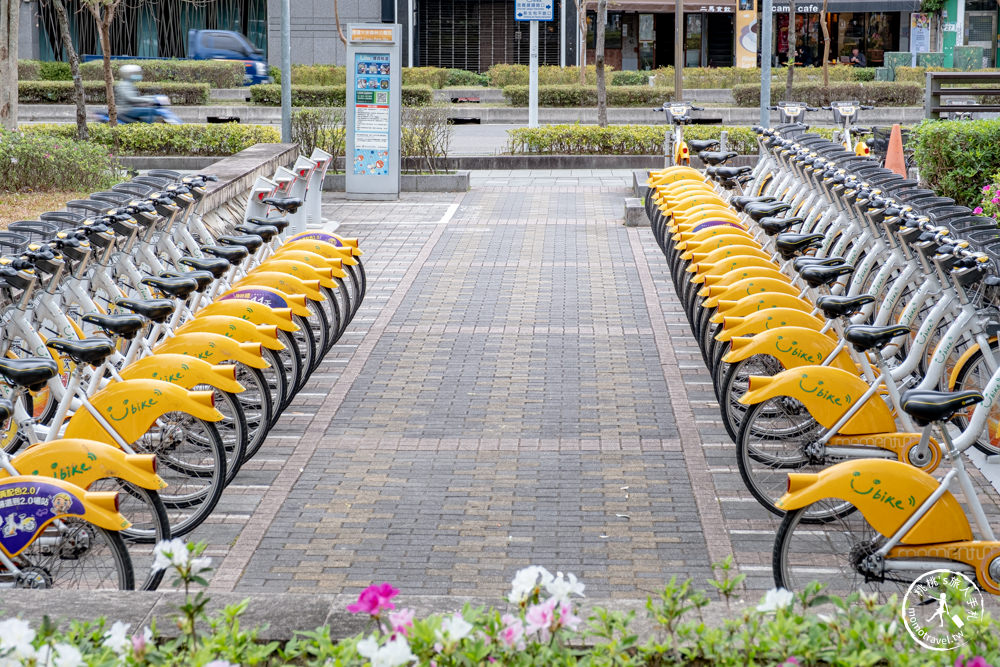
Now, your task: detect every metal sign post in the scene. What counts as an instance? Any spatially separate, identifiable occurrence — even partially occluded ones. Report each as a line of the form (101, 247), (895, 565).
(516, 0), (553, 129)
(346, 24), (402, 200)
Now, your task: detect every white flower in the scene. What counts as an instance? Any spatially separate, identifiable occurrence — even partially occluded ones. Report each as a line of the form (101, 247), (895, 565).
(151, 538), (189, 572)
(756, 588), (795, 613)
(435, 613), (473, 644)
(0, 618), (35, 655)
(102, 620), (131, 655)
(190, 556), (213, 576)
(544, 571), (586, 603)
(357, 635), (415, 667)
(507, 565), (554, 604)
(35, 643), (83, 667)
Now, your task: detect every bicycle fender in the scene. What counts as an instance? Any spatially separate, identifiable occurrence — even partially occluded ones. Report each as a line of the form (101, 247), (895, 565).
(153, 333), (268, 370)
(739, 366), (895, 434)
(947, 337), (997, 390)
(723, 327), (856, 373)
(711, 293), (815, 323)
(6, 439), (165, 491)
(285, 232), (363, 257)
(221, 286), (313, 318)
(255, 259), (337, 289)
(680, 235), (762, 261)
(177, 316), (283, 351)
(647, 167), (703, 186)
(279, 240), (359, 266)
(691, 257), (781, 283)
(119, 354), (245, 394)
(702, 277), (800, 309)
(777, 459), (971, 545)
(716, 311), (829, 342)
(271, 249), (349, 279)
(675, 206), (741, 225)
(65, 379), (223, 445)
(698, 269), (790, 294)
(197, 299), (299, 333)
(672, 223), (750, 244)
(665, 192), (726, 212)
(0, 476), (130, 557)
(238, 271), (325, 302)
(686, 247), (773, 273)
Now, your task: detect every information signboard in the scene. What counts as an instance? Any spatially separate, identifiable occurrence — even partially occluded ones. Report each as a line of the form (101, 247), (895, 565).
(515, 0), (553, 21)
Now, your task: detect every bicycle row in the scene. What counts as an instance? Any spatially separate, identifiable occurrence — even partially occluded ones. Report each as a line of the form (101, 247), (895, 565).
(645, 122), (1000, 599)
(0, 148), (367, 590)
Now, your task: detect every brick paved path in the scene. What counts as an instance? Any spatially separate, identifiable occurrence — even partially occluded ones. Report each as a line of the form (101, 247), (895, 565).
(195, 170), (1000, 601)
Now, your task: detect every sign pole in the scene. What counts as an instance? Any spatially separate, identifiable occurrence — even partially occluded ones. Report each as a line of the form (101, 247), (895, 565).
(280, 0), (291, 142)
(674, 1), (683, 100)
(529, 20), (539, 127)
(760, 0), (772, 127)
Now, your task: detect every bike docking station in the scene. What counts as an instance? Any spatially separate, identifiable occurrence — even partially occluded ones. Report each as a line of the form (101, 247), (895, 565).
(346, 24), (402, 201)
(305, 148), (334, 229)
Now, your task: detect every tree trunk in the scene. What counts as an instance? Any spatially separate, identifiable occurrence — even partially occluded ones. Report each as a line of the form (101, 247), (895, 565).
(333, 0), (347, 45)
(595, 0), (607, 127)
(784, 4), (795, 99)
(53, 0), (87, 140)
(0, 0), (19, 131)
(820, 0), (830, 88)
(86, 2), (119, 126)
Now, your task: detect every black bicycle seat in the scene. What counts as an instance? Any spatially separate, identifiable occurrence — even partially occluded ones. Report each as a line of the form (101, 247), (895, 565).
(815, 294), (875, 319)
(179, 256), (230, 278)
(730, 196), (776, 212)
(235, 223), (279, 242)
(798, 263), (855, 288)
(248, 217), (290, 232)
(46, 337), (116, 367)
(201, 245), (249, 265)
(689, 139), (720, 152)
(901, 389), (983, 426)
(141, 275), (200, 300)
(792, 256), (845, 271)
(759, 216), (805, 236)
(844, 324), (910, 353)
(712, 166), (753, 179)
(775, 232), (825, 259)
(262, 197), (303, 214)
(744, 201), (792, 221)
(0, 357), (58, 391)
(82, 313), (147, 339)
(700, 151), (738, 166)
(115, 298), (176, 323)
(0, 398), (11, 424)
(218, 234), (264, 253)
(160, 270), (214, 293)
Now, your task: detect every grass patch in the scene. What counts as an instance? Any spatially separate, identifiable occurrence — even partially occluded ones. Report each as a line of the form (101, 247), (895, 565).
(0, 190), (89, 228)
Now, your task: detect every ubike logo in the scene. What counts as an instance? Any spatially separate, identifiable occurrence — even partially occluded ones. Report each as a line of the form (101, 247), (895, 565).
(106, 389), (162, 422)
(196, 341), (218, 361)
(150, 363), (190, 385)
(797, 374), (851, 406)
(848, 471), (916, 511)
(763, 316), (788, 331)
(775, 336), (822, 364)
(932, 333), (957, 365)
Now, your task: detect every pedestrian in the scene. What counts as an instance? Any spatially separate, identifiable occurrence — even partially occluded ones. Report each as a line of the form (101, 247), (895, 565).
(848, 47), (866, 67)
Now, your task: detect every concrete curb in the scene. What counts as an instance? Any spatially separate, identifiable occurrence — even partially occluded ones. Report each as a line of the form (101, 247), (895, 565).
(194, 143), (299, 213)
(323, 171), (471, 193)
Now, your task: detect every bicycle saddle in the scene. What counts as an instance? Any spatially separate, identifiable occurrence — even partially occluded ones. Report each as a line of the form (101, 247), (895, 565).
(218, 234), (265, 253)
(46, 337), (116, 367)
(759, 216), (805, 236)
(711, 166), (752, 179)
(0, 357), (58, 391)
(141, 275), (200, 300)
(815, 294), (875, 320)
(262, 197), (303, 214)
(248, 217), (290, 232)
(0, 398), (11, 424)
(798, 263), (854, 288)
(689, 139), (720, 152)
(744, 201), (792, 221)
(730, 196), (776, 212)
(235, 223), (279, 242)
(775, 232), (825, 259)
(201, 244), (249, 265)
(115, 298), (176, 324)
(901, 389), (983, 426)
(179, 256), (230, 278)
(82, 312), (147, 339)
(700, 151), (738, 166)
(791, 256), (845, 271)
(160, 270), (214, 293)
(843, 324), (910, 353)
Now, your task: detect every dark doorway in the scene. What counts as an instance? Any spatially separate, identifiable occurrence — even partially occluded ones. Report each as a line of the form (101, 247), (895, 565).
(706, 13), (733, 66)
(653, 14), (674, 68)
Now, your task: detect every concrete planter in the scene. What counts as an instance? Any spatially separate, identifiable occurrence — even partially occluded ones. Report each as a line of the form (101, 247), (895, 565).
(323, 171), (470, 193)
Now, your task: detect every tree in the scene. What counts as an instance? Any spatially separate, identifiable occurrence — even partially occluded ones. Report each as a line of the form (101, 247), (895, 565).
(82, 0), (124, 125)
(784, 3), (795, 100)
(595, 0), (607, 127)
(820, 0), (830, 87)
(49, 0), (88, 139)
(0, 0), (18, 131)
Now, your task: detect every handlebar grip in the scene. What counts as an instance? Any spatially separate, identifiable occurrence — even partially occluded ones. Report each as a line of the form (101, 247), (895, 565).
(691, 106), (704, 111)
(806, 106), (819, 111)
(822, 106), (832, 110)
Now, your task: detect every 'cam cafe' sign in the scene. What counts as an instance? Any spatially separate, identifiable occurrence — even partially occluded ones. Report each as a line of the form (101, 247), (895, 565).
(771, 3), (821, 11)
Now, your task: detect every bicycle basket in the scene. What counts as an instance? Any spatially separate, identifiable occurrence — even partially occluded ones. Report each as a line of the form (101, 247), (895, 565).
(8, 221), (59, 245)
(39, 211), (86, 229)
(66, 199), (112, 216)
(112, 183), (156, 198)
(0, 232), (29, 254)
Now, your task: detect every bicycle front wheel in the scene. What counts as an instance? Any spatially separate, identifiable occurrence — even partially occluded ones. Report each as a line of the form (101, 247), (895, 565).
(87, 479), (170, 590)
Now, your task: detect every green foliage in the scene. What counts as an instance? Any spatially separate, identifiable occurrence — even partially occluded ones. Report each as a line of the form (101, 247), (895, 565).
(0, 130), (124, 191)
(40, 61), (73, 81)
(276, 64), (348, 86)
(487, 64), (607, 87)
(401, 107), (453, 173)
(291, 108), (345, 160)
(445, 68), (489, 87)
(912, 118), (1000, 207)
(649, 64), (873, 88)
(18, 80), (210, 105)
(78, 59), (246, 88)
(502, 84), (671, 107)
(17, 60), (41, 81)
(732, 81), (922, 107)
(611, 70), (651, 86)
(23, 123), (280, 156)
(402, 67), (450, 88)
(250, 84), (432, 107)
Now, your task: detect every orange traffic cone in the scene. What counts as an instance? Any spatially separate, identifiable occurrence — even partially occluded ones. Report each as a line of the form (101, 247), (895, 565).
(885, 123), (907, 178)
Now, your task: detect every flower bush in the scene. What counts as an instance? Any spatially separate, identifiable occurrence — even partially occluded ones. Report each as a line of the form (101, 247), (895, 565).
(975, 182), (1000, 221)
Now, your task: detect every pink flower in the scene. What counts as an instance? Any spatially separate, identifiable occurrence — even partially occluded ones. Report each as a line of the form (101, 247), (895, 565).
(499, 614), (525, 649)
(955, 657), (993, 667)
(555, 600), (582, 632)
(388, 608), (415, 636)
(525, 598), (556, 638)
(984, 185), (992, 193)
(992, 196), (999, 204)
(975, 207), (984, 214)
(347, 582), (398, 615)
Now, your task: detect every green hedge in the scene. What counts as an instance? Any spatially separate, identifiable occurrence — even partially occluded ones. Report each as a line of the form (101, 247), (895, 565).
(446, 68), (489, 87)
(487, 64), (606, 87)
(23, 123), (280, 156)
(0, 130), (124, 191)
(19, 80), (210, 105)
(911, 118), (1000, 207)
(611, 70), (651, 86)
(18, 60), (73, 81)
(732, 81), (922, 107)
(77, 59), (246, 88)
(502, 84), (671, 107)
(402, 67), (449, 88)
(249, 84), (432, 106)
(272, 65), (451, 88)
(650, 64), (875, 88)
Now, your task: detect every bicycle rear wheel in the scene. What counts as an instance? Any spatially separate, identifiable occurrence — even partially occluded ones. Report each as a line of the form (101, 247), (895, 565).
(87, 479), (170, 590)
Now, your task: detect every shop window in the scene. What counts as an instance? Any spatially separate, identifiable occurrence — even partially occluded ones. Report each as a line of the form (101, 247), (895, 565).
(967, 0), (998, 10)
(587, 12), (623, 49)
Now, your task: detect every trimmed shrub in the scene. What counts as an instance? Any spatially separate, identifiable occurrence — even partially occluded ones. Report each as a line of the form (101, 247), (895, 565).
(19, 80), (210, 105)
(911, 118), (1000, 207)
(402, 67), (449, 89)
(275, 64), (348, 86)
(650, 65), (878, 88)
(611, 70), (650, 86)
(401, 107), (452, 172)
(17, 60), (41, 81)
(0, 130), (124, 191)
(502, 84), (671, 107)
(445, 68), (489, 87)
(249, 84), (432, 107)
(40, 61), (73, 81)
(79, 59), (246, 88)
(732, 81), (922, 107)
(23, 123), (280, 156)
(291, 108), (345, 158)
(487, 64), (607, 87)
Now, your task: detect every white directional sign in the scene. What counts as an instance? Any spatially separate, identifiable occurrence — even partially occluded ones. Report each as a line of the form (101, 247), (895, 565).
(515, 0), (553, 21)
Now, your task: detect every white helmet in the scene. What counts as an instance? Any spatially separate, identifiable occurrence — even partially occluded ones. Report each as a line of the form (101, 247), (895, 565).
(119, 64), (142, 82)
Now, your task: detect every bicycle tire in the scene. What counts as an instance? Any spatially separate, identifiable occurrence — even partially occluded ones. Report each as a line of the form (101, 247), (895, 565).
(951, 342), (1000, 456)
(235, 363), (274, 461)
(88, 479), (170, 591)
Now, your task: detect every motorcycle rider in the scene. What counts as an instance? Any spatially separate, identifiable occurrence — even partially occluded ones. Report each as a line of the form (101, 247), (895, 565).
(115, 64), (154, 122)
